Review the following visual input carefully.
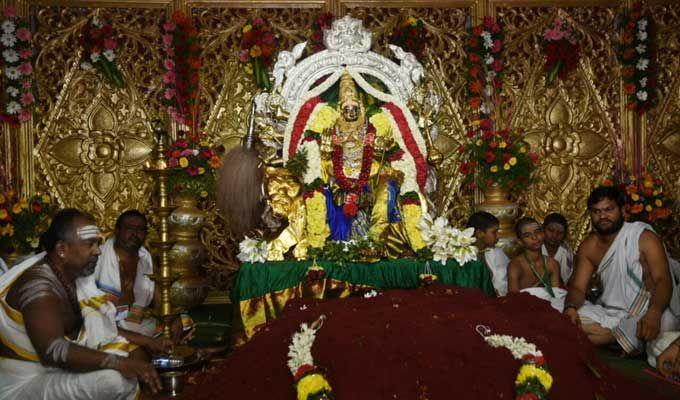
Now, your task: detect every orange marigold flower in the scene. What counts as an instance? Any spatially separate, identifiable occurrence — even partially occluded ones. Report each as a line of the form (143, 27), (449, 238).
(602, 179), (614, 187)
(468, 80), (483, 94)
(209, 156), (222, 168)
(621, 67), (635, 77)
(469, 53), (481, 63)
(650, 207), (671, 221)
(469, 97), (482, 109)
(630, 203), (644, 214)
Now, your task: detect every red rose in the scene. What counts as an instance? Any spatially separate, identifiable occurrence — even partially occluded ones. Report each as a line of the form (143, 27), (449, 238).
(472, 25), (483, 36)
(480, 119), (493, 131)
(466, 129), (475, 138)
(469, 53), (481, 63)
(468, 37), (479, 48)
(482, 131), (494, 141)
(460, 162), (471, 174)
(485, 151), (496, 164)
(458, 145), (466, 154)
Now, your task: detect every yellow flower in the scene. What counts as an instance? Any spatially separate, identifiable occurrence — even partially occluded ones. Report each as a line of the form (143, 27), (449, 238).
(490, 165), (498, 173)
(631, 193), (639, 201)
(0, 209), (7, 220)
(369, 111), (392, 138)
(509, 157), (517, 166)
(653, 190), (659, 196)
(179, 157), (189, 168)
(519, 146), (527, 153)
(18, 199), (28, 209)
(476, 139), (484, 146)
(645, 205), (652, 212)
(200, 191), (208, 198)
(41, 194), (50, 203)
(244, 64), (253, 75)
(309, 105), (339, 133)
(516, 364), (553, 391)
(296, 373), (332, 400)
(1, 225), (14, 237)
(250, 45), (262, 58)
(499, 141), (507, 149)
(305, 192), (329, 248)
(655, 199), (663, 207)
(402, 203), (425, 250)
(12, 203), (22, 214)
(198, 167), (206, 175)
(503, 163), (510, 170)
(0, 194), (5, 205)
(407, 16), (418, 26)
(643, 179), (654, 188)
(242, 24), (252, 33)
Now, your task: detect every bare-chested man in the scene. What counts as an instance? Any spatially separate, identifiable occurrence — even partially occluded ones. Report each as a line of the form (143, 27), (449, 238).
(563, 186), (679, 354)
(508, 217), (561, 296)
(0, 209), (170, 399)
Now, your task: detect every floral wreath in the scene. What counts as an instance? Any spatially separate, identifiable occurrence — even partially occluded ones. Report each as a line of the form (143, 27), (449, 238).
(288, 315), (333, 400)
(79, 16), (125, 88)
(477, 325), (553, 400)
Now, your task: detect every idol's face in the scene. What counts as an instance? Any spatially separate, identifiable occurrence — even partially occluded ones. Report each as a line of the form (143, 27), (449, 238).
(341, 100), (360, 122)
(589, 198), (624, 235)
(519, 223), (544, 252)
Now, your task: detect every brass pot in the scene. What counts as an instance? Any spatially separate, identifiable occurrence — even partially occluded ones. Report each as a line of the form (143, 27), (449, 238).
(168, 193), (210, 309)
(476, 183), (519, 249)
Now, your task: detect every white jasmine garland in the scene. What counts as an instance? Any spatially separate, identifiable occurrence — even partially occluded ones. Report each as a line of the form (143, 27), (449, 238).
(637, 18), (648, 31)
(237, 236), (268, 263)
(6, 86), (19, 97)
(2, 49), (18, 63)
(639, 77), (647, 88)
(300, 140), (322, 185)
(0, 33), (16, 47)
(636, 58), (649, 71)
(636, 30), (647, 41)
(636, 90), (648, 101)
(287, 317), (325, 375)
(1, 20), (15, 34)
(103, 49), (115, 62)
(483, 334), (543, 360)
(90, 52), (101, 63)
(635, 44), (646, 54)
(4, 66), (19, 80)
(6, 101), (21, 115)
(485, 55), (494, 65)
(92, 17), (103, 28)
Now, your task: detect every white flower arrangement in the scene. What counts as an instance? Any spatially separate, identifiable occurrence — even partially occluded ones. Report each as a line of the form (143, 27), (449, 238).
(1, 7), (35, 123)
(418, 214), (478, 266)
(237, 236), (269, 263)
(1, 20), (14, 33)
(287, 315), (326, 375)
(483, 333), (543, 360)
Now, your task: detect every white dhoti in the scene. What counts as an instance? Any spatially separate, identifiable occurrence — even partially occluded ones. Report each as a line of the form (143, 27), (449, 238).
(0, 253), (139, 400)
(95, 238), (156, 336)
(484, 247), (510, 296)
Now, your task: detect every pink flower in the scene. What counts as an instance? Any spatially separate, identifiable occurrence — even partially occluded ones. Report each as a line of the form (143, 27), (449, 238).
(543, 28), (564, 41)
(162, 34), (173, 47)
(168, 157), (179, 167)
(103, 38), (117, 50)
(492, 59), (503, 72)
(187, 166), (199, 176)
(16, 28), (31, 42)
(492, 39), (501, 53)
(238, 49), (250, 62)
(163, 21), (176, 32)
(262, 32), (274, 45)
(174, 139), (189, 149)
(22, 80), (31, 90)
(17, 62), (33, 76)
(180, 149), (194, 157)
(163, 58), (175, 70)
(3, 5), (17, 18)
(18, 109), (30, 122)
(163, 71), (176, 84)
(19, 49), (32, 60)
(21, 92), (34, 106)
(164, 88), (176, 100)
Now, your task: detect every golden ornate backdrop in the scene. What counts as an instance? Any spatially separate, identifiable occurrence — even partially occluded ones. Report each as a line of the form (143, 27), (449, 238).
(2, 0), (679, 300)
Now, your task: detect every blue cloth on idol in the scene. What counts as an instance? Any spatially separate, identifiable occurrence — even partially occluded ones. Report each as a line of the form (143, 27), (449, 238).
(326, 187), (353, 241)
(387, 180), (401, 223)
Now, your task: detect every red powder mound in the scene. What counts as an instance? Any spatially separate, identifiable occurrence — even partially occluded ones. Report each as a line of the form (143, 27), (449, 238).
(189, 285), (673, 399)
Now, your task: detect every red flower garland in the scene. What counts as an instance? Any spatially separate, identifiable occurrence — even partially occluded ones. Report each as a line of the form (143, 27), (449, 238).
(288, 96), (322, 158)
(383, 103), (427, 191)
(541, 18), (580, 85)
(331, 124), (376, 217)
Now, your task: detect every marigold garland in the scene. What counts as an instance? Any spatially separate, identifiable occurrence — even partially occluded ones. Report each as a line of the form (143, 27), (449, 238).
(0, 5), (36, 125)
(465, 16), (503, 117)
(617, 1), (657, 114)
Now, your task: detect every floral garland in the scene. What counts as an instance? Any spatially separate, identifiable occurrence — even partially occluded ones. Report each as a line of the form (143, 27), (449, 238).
(603, 171), (673, 229)
(477, 326), (553, 400)
(308, 13), (334, 55)
(417, 214), (477, 265)
(541, 17), (580, 85)
(618, 1), (657, 114)
(1, 191), (57, 254)
(166, 138), (223, 197)
(389, 16), (428, 61)
(287, 315), (333, 400)
(0, 5), (35, 125)
(237, 236), (268, 263)
(331, 124), (376, 217)
(79, 16), (125, 88)
(239, 17), (278, 90)
(465, 17), (503, 117)
(161, 12), (201, 139)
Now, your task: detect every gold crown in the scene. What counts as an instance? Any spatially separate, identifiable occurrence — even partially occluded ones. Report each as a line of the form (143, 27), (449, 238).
(339, 70), (360, 105)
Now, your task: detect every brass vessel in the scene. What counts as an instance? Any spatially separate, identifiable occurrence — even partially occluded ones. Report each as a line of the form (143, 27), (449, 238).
(476, 183), (519, 249)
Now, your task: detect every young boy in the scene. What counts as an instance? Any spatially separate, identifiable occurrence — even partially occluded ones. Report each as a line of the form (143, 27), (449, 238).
(467, 211), (509, 296)
(508, 216), (561, 297)
(541, 213), (574, 285)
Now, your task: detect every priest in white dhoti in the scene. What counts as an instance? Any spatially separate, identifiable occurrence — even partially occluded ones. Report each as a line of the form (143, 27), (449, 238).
(563, 187), (680, 356)
(541, 213), (574, 284)
(94, 210), (193, 341)
(467, 211), (509, 296)
(0, 209), (168, 399)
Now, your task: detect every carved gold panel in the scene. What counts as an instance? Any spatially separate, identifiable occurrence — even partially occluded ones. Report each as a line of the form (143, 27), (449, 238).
(499, 5), (621, 245)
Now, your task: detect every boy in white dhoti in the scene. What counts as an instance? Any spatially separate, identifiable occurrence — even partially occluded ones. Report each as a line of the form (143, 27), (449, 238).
(467, 211), (509, 296)
(0, 209), (170, 399)
(94, 210), (193, 342)
(541, 213), (574, 285)
(564, 186), (680, 355)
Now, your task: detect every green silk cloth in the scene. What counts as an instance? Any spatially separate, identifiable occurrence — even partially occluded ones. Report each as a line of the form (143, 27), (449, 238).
(230, 258), (495, 345)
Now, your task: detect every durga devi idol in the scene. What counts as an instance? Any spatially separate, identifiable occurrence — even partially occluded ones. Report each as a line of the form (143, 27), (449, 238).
(217, 16), (436, 261)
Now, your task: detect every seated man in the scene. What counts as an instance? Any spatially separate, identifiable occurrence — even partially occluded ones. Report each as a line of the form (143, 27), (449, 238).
(508, 217), (561, 296)
(563, 186), (679, 354)
(467, 211), (509, 296)
(94, 210), (192, 342)
(541, 213), (574, 285)
(0, 209), (168, 399)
